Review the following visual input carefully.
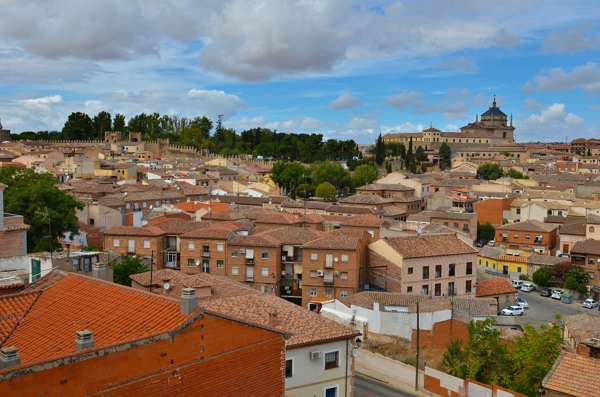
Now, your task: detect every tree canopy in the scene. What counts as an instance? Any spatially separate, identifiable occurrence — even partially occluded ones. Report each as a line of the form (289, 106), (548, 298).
(438, 142), (452, 171)
(477, 222), (495, 241)
(478, 163), (504, 180)
(270, 161), (308, 199)
(111, 255), (150, 287)
(315, 182), (336, 199)
(375, 133), (385, 165)
(310, 161), (351, 191)
(506, 168), (529, 179)
(443, 317), (563, 397)
(351, 164), (379, 188)
(0, 166), (84, 252)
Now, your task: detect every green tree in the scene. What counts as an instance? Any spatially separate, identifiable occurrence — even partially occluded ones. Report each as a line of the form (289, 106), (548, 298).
(92, 111), (112, 140)
(0, 166), (85, 252)
(310, 161), (351, 190)
(385, 142), (405, 159)
(563, 275), (579, 291)
(295, 184), (315, 199)
(509, 317), (563, 396)
(352, 164), (379, 188)
(442, 339), (467, 378)
(62, 112), (93, 140)
(415, 146), (427, 161)
(478, 163), (504, 180)
(439, 142), (452, 171)
(532, 265), (552, 287)
(477, 222), (496, 241)
(270, 161), (308, 199)
(587, 148), (591, 156)
(565, 266), (591, 284)
(111, 255), (150, 287)
(405, 137), (413, 169)
(506, 168), (529, 179)
(113, 113), (126, 131)
(375, 133), (385, 166)
(315, 182), (336, 199)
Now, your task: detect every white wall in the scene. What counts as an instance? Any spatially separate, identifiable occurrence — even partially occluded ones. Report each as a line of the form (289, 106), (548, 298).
(0, 255), (29, 271)
(285, 339), (353, 397)
(356, 350), (423, 389)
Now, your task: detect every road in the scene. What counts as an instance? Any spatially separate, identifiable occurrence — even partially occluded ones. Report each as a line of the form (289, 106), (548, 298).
(354, 374), (418, 397)
(515, 288), (599, 323)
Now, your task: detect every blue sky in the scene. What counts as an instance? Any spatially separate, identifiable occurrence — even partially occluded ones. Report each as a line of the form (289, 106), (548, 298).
(1, 0), (599, 144)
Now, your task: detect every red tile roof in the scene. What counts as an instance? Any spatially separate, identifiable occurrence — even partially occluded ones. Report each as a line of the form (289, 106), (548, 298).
(544, 352), (600, 397)
(475, 278), (515, 297)
(2, 271), (197, 366)
(104, 225), (165, 236)
(384, 235), (477, 258)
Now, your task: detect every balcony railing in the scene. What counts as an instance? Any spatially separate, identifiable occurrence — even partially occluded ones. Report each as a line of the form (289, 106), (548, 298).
(245, 275), (254, 281)
(165, 262), (178, 269)
(202, 251), (210, 257)
(245, 258), (255, 265)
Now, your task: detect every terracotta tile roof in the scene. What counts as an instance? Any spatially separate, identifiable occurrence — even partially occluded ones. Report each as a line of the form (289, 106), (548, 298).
(383, 235), (477, 259)
(571, 239), (600, 255)
(478, 246), (504, 260)
(422, 210), (477, 221)
(0, 292), (39, 345)
(129, 268), (212, 289)
(527, 254), (570, 266)
(255, 213), (303, 225)
(558, 221), (586, 236)
(496, 219), (557, 233)
(229, 234), (281, 247)
(180, 227), (235, 239)
(342, 215), (387, 227)
(203, 293), (359, 348)
(104, 225), (165, 236)
(2, 271), (197, 366)
(475, 278), (515, 297)
(356, 183), (414, 192)
(302, 234), (361, 250)
(262, 227), (324, 245)
(339, 292), (430, 310)
(327, 205), (383, 215)
(154, 219), (207, 235)
(174, 201), (231, 213)
(544, 352), (600, 397)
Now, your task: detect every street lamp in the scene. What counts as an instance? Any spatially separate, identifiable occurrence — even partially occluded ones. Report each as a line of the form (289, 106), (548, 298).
(355, 338), (362, 348)
(538, 385), (545, 395)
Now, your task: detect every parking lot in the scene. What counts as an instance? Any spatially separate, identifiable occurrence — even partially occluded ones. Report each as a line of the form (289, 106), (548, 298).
(513, 288), (599, 323)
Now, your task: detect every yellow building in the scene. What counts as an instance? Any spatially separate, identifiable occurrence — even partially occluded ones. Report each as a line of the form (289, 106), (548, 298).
(477, 246), (528, 276)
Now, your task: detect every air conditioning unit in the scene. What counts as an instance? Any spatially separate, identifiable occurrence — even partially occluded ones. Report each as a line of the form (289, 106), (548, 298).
(310, 351), (322, 360)
(334, 271), (339, 276)
(316, 270), (324, 277)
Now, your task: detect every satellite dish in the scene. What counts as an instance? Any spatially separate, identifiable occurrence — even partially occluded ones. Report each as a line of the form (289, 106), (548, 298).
(416, 227), (422, 235)
(352, 349), (359, 358)
(281, 270), (286, 276)
(124, 192), (127, 196)
(149, 205), (153, 209)
(334, 257), (339, 262)
(163, 282), (170, 290)
(195, 260), (200, 266)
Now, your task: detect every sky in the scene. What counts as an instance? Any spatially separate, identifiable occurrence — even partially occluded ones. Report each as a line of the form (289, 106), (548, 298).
(1, 0), (599, 144)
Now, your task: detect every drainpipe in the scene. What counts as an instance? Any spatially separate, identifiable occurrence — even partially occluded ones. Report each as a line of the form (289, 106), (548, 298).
(345, 339), (349, 397)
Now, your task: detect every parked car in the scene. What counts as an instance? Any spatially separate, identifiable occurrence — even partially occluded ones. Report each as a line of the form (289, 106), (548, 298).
(551, 289), (564, 300)
(475, 238), (486, 248)
(516, 296), (529, 309)
(583, 299), (599, 309)
(501, 306), (524, 316)
(488, 239), (495, 246)
(511, 280), (524, 289)
(540, 287), (552, 297)
(521, 283), (535, 292)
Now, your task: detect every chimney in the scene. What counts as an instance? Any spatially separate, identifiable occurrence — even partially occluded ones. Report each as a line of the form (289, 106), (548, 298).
(181, 288), (198, 314)
(0, 346), (20, 369)
(92, 262), (108, 280)
(75, 330), (94, 351)
(268, 309), (279, 328)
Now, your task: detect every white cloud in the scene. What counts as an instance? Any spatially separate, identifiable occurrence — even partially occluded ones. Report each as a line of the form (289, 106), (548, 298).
(524, 62), (600, 94)
(384, 91), (420, 109)
(490, 28), (520, 50)
(443, 102), (470, 120)
(436, 56), (476, 73)
(519, 103), (586, 140)
(542, 23), (600, 54)
(329, 93), (362, 110)
(448, 87), (470, 101)
(523, 98), (544, 110)
(589, 104), (600, 110)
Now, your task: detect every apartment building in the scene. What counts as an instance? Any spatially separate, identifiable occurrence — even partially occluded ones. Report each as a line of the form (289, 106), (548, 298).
(493, 220), (558, 256)
(570, 239), (600, 288)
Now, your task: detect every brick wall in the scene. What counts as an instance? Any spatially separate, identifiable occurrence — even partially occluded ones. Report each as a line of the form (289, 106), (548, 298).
(0, 230), (27, 257)
(474, 198), (515, 227)
(180, 237), (229, 276)
(0, 313), (285, 397)
(227, 245), (282, 293)
(367, 251), (403, 292)
(103, 234), (164, 269)
(411, 319), (469, 349)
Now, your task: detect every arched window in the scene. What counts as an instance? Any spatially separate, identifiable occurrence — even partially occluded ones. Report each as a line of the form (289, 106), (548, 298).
(590, 226), (595, 233)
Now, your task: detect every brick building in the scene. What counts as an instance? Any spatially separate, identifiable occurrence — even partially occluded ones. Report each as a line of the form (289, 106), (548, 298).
(0, 271), (286, 396)
(473, 196), (516, 227)
(0, 182), (30, 274)
(570, 239), (600, 288)
(104, 225), (166, 268)
(475, 278), (517, 307)
(494, 220), (558, 256)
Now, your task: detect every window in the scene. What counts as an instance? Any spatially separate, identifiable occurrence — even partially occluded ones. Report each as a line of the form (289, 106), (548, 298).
(589, 258), (595, 264)
(514, 234), (519, 238)
(444, 222), (449, 226)
(466, 280), (472, 294)
(217, 243), (224, 252)
(325, 254), (333, 267)
(143, 240), (150, 249)
(128, 240), (135, 252)
(262, 251), (269, 259)
(466, 262), (472, 275)
(231, 266), (239, 275)
(517, 266), (522, 273)
(590, 226), (596, 233)
(435, 265), (441, 278)
(285, 359), (294, 378)
(310, 270), (318, 278)
(422, 266), (429, 279)
(340, 290), (348, 298)
(217, 260), (224, 268)
(324, 351), (339, 370)
(142, 201), (147, 208)
(188, 259), (194, 267)
(454, 222), (459, 228)
(449, 263), (455, 277)
(311, 253), (318, 261)
(516, 208), (521, 215)
(340, 272), (348, 280)
(341, 254), (349, 263)
(203, 245), (209, 254)
(422, 285), (429, 295)
(261, 268), (269, 277)
(325, 289), (333, 298)
(407, 267), (413, 275)
(310, 288), (317, 297)
(407, 286), (413, 293)
(188, 242), (194, 250)
(525, 235), (529, 240)
(126, 203), (131, 209)
(232, 249), (239, 257)
(505, 295), (510, 302)
(89, 218), (95, 226)
(113, 238), (120, 247)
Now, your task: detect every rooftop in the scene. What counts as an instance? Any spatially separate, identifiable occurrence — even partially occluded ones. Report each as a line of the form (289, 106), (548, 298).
(384, 235), (477, 259)
(475, 278), (515, 297)
(544, 352), (600, 397)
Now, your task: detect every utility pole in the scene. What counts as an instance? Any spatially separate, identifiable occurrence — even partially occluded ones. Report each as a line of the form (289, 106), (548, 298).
(415, 301), (420, 392)
(150, 250), (154, 293)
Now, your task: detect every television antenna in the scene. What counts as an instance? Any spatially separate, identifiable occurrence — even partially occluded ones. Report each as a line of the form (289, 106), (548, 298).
(35, 206), (53, 261)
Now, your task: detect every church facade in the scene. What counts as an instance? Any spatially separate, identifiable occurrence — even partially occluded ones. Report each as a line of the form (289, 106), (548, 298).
(382, 97), (515, 150)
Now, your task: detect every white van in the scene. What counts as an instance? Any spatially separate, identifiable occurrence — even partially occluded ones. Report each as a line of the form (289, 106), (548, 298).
(511, 280), (524, 289)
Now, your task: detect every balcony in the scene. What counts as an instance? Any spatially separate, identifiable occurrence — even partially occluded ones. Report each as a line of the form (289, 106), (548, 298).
(165, 261), (178, 269)
(281, 256), (297, 262)
(323, 270), (334, 285)
(245, 275), (254, 282)
(202, 251), (210, 257)
(245, 258), (255, 265)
